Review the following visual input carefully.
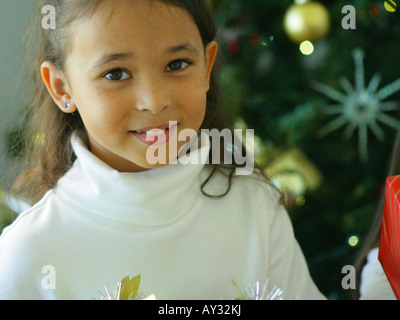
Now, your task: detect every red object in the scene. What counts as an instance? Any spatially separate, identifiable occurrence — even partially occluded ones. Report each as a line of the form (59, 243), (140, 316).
(227, 41), (240, 55)
(378, 175), (400, 299)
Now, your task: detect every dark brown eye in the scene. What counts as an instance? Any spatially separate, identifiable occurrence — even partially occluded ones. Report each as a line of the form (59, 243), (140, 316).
(166, 60), (189, 72)
(105, 69), (130, 81)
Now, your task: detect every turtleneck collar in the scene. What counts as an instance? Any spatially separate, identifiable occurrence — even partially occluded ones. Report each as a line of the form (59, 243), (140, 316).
(55, 132), (211, 229)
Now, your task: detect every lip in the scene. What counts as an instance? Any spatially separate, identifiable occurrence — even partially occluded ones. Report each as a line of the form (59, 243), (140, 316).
(130, 122), (178, 146)
(134, 124), (171, 132)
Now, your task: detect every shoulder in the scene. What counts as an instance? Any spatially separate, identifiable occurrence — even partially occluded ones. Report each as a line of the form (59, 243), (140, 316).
(0, 191), (58, 263)
(0, 192), (58, 298)
(200, 165), (285, 230)
(202, 165), (282, 207)
(1, 192), (51, 239)
(207, 166), (299, 243)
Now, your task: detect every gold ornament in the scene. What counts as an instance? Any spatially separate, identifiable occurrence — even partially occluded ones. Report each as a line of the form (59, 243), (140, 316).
(283, 1), (330, 44)
(265, 147), (323, 196)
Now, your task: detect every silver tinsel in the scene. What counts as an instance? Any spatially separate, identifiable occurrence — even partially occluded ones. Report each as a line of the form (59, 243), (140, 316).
(232, 279), (285, 300)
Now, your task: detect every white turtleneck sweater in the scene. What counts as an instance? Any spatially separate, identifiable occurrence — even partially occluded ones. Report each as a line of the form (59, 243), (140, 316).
(0, 133), (325, 300)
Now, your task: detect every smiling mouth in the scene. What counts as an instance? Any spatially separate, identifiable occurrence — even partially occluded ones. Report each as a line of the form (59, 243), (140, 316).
(130, 122), (178, 146)
(134, 127), (168, 135)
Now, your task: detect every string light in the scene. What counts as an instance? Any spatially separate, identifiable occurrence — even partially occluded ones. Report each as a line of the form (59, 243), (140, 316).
(384, 1), (397, 12)
(299, 40), (314, 55)
(248, 33), (274, 47)
(296, 196), (306, 207)
(347, 235), (359, 247)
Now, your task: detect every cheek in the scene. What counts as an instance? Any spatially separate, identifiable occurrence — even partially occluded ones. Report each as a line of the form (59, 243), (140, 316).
(179, 75), (208, 113)
(191, 79), (209, 123)
(75, 94), (128, 141)
(74, 84), (125, 120)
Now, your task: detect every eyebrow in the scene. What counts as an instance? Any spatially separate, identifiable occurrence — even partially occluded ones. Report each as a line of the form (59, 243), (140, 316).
(166, 41), (200, 56)
(93, 52), (133, 69)
(92, 41), (200, 69)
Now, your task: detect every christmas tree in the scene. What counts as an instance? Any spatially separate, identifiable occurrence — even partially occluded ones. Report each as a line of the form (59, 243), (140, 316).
(211, 0), (400, 299)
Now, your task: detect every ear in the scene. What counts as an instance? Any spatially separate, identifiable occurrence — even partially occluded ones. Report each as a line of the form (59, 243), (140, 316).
(204, 41), (218, 91)
(40, 61), (77, 113)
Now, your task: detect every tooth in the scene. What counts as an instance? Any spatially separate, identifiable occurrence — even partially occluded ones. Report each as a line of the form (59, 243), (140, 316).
(146, 128), (166, 136)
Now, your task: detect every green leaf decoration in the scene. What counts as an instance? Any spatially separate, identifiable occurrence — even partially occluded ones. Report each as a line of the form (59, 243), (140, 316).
(231, 279), (247, 300)
(119, 275), (141, 300)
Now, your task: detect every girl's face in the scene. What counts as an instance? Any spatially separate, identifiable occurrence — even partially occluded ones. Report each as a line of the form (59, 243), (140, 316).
(42, 0), (218, 172)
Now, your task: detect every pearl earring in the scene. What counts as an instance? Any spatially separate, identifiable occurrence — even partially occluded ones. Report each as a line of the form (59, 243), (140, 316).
(64, 102), (71, 109)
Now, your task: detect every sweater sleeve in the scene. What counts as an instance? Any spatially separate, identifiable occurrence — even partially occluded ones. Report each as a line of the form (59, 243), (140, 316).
(0, 201), (56, 300)
(260, 185), (325, 300)
(0, 225), (43, 299)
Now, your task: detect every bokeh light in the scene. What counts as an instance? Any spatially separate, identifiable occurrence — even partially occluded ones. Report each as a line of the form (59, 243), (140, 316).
(296, 196), (306, 206)
(368, 3), (380, 17)
(347, 235), (359, 247)
(299, 40), (314, 55)
(384, 1), (397, 12)
(227, 41), (240, 55)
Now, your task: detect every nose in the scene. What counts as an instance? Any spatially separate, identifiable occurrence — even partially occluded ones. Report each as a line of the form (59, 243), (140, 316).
(134, 75), (170, 114)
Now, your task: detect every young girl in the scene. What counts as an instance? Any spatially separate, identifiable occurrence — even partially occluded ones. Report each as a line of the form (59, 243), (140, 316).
(0, 0), (325, 300)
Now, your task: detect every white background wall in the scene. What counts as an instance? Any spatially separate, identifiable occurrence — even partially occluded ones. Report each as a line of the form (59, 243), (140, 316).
(0, 1), (36, 188)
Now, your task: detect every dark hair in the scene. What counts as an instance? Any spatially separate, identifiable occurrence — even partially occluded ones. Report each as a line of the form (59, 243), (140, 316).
(11, 0), (264, 204)
(353, 125), (400, 299)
